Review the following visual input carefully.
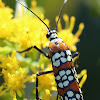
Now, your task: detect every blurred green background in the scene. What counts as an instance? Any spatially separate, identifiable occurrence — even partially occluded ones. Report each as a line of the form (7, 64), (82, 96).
(2, 0), (100, 100)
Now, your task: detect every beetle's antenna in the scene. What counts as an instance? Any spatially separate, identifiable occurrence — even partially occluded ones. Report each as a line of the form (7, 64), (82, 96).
(55, 0), (67, 31)
(16, 0), (50, 31)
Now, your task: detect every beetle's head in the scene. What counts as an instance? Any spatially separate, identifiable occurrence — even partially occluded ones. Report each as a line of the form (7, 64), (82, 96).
(46, 30), (58, 40)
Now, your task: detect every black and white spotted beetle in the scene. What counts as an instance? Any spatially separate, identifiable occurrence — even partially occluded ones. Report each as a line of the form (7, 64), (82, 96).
(16, 0), (84, 100)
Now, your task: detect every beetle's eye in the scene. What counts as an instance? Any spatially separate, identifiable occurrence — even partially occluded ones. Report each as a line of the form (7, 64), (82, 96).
(46, 33), (52, 38)
(46, 34), (50, 38)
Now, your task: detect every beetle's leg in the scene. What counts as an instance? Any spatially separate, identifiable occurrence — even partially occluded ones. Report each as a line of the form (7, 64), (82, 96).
(75, 57), (79, 69)
(36, 70), (53, 100)
(56, 93), (58, 100)
(72, 52), (79, 58)
(16, 45), (50, 59)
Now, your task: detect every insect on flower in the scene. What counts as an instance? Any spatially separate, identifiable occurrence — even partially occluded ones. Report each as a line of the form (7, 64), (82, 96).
(16, 0), (84, 100)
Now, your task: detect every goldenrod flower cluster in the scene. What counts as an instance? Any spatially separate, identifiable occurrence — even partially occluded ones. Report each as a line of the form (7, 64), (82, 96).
(0, 51), (34, 100)
(0, 0), (87, 100)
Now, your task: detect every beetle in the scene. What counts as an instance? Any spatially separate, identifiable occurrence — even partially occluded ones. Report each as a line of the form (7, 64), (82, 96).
(16, 0), (84, 100)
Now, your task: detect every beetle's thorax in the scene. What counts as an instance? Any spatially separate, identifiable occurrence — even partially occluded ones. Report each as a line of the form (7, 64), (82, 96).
(46, 30), (58, 41)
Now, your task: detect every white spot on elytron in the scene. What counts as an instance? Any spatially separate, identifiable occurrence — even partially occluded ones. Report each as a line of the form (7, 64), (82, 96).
(63, 81), (69, 87)
(62, 75), (67, 80)
(58, 82), (63, 88)
(72, 98), (76, 100)
(66, 70), (71, 75)
(76, 94), (80, 99)
(67, 91), (74, 97)
(60, 57), (67, 63)
(59, 70), (65, 77)
(52, 55), (55, 62)
(66, 50), (72, 55)
(68, 76), (74, 81)
(54, 53), (61, 59)
(67, 56), (72, 61)
(53, 60), (60, 67)
(57, 44), (59, 48)
(56, 75), (61, 80)
(61, 52), (65, 57)
(65, 96), (68, 100)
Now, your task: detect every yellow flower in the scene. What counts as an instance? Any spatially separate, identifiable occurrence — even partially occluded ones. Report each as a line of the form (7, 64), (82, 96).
(0, 0), (5, 7)
(0, 0), (49, 50)
(39, 69), (56, 100)
(0, 51), (19, 72)
(31, 55), (57, 100)
(3, 68), (26, 97)
(0, 51), (34, 99)
(77, 69), (87, 88)
(57, 14), (84, 51)
(13, 0), (49, 49)
(0, 1), (13, 40)
(11, 15), (49, 49)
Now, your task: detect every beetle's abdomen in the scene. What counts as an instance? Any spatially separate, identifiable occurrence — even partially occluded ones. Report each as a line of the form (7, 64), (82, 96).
(49, 38), (83, 99)
(51, 50), (83, 100)
(55, 67), (82, 100)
